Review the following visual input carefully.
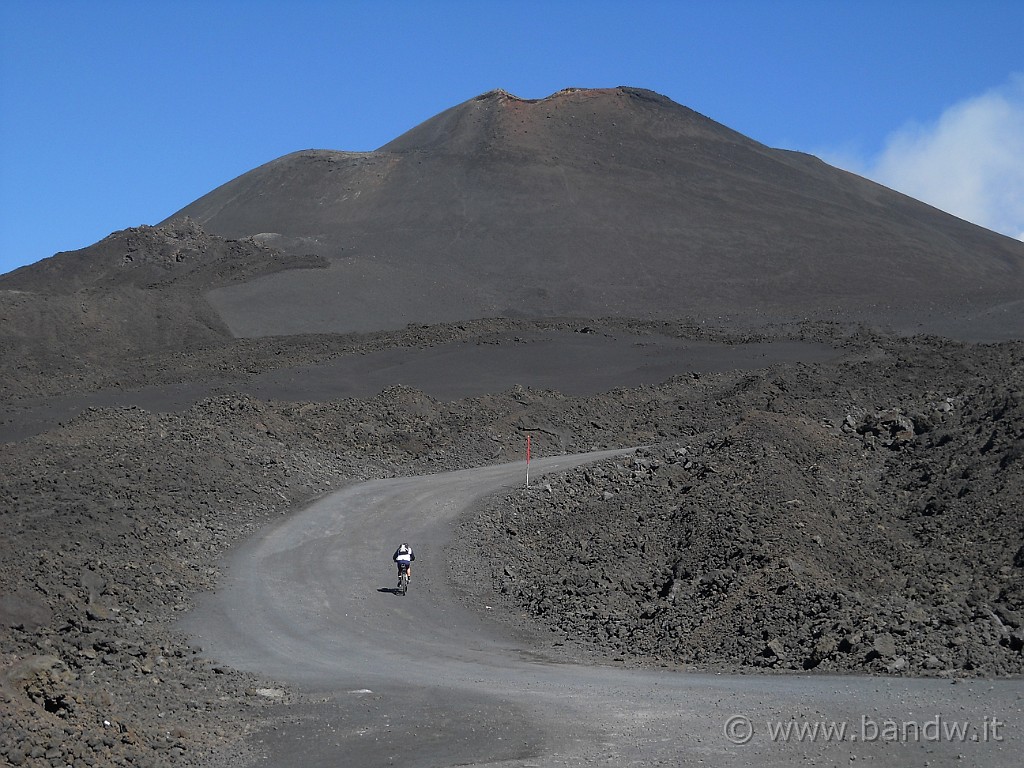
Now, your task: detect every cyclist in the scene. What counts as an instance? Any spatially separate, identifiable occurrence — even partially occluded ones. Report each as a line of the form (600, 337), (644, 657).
(393, 542), (415, 583)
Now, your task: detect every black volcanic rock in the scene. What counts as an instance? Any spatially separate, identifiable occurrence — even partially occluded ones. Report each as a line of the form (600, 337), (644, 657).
(164, 87), (1024, 339)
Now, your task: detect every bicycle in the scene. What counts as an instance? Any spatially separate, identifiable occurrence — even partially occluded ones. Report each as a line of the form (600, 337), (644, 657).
(396, 562), (410, 596)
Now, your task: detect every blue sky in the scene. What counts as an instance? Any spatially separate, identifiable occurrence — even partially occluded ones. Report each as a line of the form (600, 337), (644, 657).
(2, 0), (1022, 276)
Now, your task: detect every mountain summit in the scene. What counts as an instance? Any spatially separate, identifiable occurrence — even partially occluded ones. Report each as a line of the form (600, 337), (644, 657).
(165, 86), (1023, 338)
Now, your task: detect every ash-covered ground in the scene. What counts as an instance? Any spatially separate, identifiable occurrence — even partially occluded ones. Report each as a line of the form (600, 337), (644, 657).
(1, 319), (1021, 766)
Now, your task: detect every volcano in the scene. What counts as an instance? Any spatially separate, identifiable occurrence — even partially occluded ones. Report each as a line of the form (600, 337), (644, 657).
(3, 87), (1024, 766)
(165, 86), (1024, 339)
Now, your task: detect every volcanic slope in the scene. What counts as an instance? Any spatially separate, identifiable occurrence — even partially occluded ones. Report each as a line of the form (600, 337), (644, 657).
(0, 219), (326, 399)
(167, 86), (1024, 339)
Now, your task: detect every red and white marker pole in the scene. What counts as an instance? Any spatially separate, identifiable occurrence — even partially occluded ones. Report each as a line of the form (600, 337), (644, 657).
(526, 434), (531, 488)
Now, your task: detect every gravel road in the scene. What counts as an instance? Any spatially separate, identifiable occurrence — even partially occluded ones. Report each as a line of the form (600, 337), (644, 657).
(183, 452), (1023, 767)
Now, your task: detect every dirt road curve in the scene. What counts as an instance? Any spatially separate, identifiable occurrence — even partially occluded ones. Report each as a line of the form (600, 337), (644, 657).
(184, 452), (1022, 767)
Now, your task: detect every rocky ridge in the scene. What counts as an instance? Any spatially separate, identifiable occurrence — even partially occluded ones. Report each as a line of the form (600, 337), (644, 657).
(451, 336), (1024, 677)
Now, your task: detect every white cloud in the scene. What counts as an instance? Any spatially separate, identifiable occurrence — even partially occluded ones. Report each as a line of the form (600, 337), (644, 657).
(832, 76), (1024, 241)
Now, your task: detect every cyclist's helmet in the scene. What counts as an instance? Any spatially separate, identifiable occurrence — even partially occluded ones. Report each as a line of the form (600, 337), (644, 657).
(400, 543), (410, 553)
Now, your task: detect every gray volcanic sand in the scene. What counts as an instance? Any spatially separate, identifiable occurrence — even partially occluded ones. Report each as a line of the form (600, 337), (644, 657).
(0, 328), (835, 441)
(243, 330), (836, 400)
